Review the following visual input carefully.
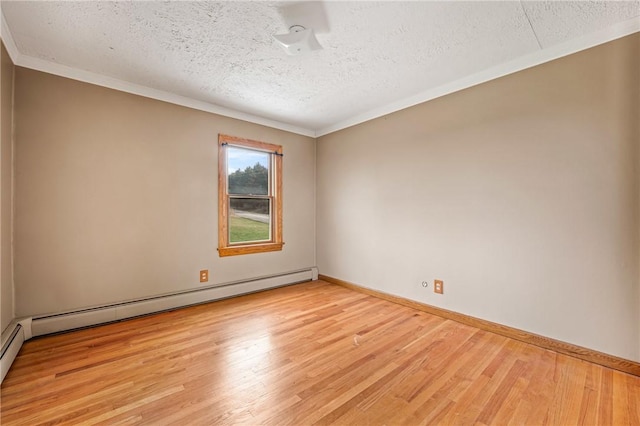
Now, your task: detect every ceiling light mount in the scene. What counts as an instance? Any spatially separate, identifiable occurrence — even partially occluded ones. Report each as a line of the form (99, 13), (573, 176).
(289, 25), (306, 33)
(273, 25), (322, 56)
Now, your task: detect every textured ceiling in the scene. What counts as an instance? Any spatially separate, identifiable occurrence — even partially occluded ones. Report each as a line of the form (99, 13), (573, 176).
(1, 1), (639, 136)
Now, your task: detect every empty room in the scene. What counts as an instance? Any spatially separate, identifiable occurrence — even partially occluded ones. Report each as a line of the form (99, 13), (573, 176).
(1, 1), (639, 424)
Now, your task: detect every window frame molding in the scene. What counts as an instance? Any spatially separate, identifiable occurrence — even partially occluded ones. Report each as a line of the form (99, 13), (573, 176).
(218, 134), (283, 257)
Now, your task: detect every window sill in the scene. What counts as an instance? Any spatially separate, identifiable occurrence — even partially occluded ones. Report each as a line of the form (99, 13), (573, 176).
(218, 242), (284, 257)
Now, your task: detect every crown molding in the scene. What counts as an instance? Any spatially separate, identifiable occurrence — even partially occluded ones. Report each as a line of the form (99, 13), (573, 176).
(18, 54), (317, 137)
(315, 16), (640, 137)
(0, 10), (315, 138)
(3, 6), (639, 140)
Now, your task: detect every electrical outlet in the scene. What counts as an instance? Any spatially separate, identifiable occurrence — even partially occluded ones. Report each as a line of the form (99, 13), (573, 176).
(434, 279), (443, 294)
(200, 270), (209, 283)
(421, 281), (429, 288)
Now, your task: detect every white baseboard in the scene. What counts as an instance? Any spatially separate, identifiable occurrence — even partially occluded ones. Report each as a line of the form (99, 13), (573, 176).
(31, 268), (316, 337)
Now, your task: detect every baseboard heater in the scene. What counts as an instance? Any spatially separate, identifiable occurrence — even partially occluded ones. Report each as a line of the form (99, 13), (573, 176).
(0, 267), (317, 384)
(31, 268), (317, 337)
(1, 322), (25, 383)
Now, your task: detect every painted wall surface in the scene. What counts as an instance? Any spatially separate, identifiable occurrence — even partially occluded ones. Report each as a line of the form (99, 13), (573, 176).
(13, 68), (316, 317)
(317, 34), (640, 361)
(1, 42), (15, 333)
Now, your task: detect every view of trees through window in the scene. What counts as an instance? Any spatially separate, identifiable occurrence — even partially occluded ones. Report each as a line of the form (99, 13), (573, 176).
(228, 163), (269, 197)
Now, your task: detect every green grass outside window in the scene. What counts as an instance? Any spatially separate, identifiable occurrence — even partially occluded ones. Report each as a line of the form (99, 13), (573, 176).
(230, 216), (270, 243)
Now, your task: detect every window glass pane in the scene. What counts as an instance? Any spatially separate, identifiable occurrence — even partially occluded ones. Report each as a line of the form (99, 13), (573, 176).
(227, 147), (270, 195)
(229, 198), (271, 243)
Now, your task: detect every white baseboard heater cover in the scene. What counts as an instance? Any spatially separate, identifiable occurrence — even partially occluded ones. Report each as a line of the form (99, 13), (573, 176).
(0, 268), (316, 385)
(30, 268), (316, 337)
(1, 323), (25, 383)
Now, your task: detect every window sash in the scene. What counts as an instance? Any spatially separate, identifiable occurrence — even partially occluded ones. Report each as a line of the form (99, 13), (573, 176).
(228, 196), (273, 245)
(226, 145), (272, 196)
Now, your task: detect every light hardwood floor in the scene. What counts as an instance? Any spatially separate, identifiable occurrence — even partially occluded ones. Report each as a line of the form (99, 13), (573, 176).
(1, 280), (639, 425)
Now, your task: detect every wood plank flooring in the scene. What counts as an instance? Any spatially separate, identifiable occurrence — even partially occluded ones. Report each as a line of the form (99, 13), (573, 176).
(1, 280), (639, 425)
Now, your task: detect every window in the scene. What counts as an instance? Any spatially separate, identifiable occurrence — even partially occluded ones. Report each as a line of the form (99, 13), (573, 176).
(218, 134), (283, 256)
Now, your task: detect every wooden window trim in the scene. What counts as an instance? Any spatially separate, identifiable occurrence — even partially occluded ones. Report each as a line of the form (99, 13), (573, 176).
(218, 134), (283, 257)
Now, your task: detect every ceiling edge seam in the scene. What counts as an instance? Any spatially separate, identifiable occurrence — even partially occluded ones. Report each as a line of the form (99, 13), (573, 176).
(519, 0), (543, 50)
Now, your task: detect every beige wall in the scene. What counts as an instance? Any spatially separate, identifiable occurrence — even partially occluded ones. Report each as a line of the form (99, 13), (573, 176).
(1, 42), (15, 333)
(13, 68), (316, 317)
(317, 34), (640, 361)
(6, 30), (640, 362)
